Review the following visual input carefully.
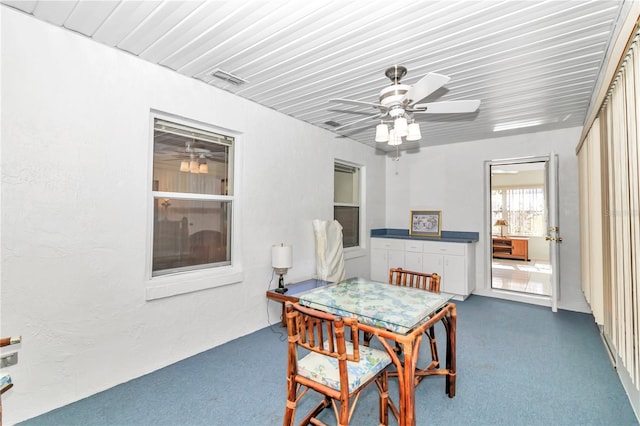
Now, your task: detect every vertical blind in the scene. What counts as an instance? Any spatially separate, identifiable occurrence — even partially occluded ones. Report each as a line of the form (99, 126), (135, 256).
(578, 26), (640, 390)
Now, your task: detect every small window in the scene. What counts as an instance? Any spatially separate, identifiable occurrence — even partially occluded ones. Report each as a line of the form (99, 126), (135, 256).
(152, 118), (234, 276)
(334, 162), (360, 248)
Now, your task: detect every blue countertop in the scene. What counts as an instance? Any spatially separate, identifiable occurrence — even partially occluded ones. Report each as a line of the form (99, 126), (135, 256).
(371, 228), (479, 243)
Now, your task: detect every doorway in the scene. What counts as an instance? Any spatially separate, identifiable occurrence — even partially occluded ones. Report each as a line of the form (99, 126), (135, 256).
(488, 158), (556, 302)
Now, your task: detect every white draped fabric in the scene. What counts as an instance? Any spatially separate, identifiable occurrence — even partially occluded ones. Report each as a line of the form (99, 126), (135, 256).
(312, 219), (346, 283)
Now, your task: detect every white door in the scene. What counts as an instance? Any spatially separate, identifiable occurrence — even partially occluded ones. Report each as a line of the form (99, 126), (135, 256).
(546, 153), (561, 312)
(486, 155), (558, 308)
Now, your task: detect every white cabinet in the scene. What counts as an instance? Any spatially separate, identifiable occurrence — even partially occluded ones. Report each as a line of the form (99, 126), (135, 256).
(370, 238), (405, 282)
(370, 237), (475, 300)
(404, 240), (423, 271)
(422, 241), (474, 299)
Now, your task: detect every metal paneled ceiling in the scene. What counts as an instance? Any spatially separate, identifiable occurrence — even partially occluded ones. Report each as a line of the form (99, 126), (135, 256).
(2, 0), (631, 151)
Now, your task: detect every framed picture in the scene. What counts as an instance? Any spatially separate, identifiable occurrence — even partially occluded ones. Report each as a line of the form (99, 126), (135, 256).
(410, 210), (442, 237)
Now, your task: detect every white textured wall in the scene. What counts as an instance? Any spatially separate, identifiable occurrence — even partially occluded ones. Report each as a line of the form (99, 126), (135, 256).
(0, 9), (385, 424)
(385, 128), (588, 313)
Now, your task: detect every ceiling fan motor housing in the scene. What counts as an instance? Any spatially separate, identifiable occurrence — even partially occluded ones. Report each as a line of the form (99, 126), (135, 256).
(379, 84), (409, 108)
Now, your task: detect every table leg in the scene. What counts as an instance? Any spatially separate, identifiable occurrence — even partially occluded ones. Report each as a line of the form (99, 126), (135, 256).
(400, 339), (417, 426)
(446, 304), (457, 397)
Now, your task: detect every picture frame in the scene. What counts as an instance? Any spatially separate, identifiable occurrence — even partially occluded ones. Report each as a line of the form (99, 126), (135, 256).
(410, 210), (442, 237)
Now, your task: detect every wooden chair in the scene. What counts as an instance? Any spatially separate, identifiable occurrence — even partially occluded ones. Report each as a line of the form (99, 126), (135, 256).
(389, 268), (441, 373)
(364, 268), (442, 384)
(0, 336), (20, 426)
(388, 267), (440, 293)
(283, 302), (391, 426)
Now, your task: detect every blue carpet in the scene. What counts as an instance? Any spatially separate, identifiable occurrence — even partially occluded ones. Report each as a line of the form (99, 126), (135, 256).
(19, 295), (638, 425)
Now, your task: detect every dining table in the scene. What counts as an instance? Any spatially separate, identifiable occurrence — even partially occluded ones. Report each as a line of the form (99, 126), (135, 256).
(296, 276), (456, 426)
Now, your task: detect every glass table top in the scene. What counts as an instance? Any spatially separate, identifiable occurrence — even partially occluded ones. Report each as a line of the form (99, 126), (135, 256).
(297, 277), (451, 334)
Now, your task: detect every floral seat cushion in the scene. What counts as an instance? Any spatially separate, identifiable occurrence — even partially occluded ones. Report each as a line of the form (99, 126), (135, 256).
(0, 372), (12, 393)
(298, 340), (391, 393)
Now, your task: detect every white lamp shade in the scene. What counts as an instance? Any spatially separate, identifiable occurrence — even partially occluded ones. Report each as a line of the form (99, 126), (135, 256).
(199, 162), (208, 173)
(375, 123), (389, 142)
(272, 244), (292, 269)
(394, 116), (408, 137)
(179, 160), (189, 172)
(189, 160), (200, 174)
(406, 122), (422, 141)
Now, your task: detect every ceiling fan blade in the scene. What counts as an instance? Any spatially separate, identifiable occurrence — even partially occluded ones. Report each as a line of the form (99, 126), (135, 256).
(404, 72), (451, 106)
(413, 100), (481, 114)
(329, 98), (385, 109)
(332, 114), (381, 131)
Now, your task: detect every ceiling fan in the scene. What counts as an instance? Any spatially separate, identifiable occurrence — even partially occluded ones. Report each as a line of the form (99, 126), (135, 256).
(329, 65), (481, 146)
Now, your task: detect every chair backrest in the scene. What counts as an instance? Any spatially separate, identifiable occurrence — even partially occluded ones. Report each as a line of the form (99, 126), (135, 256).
(284, 302), (359, 362)
(389, 268), (441, 293)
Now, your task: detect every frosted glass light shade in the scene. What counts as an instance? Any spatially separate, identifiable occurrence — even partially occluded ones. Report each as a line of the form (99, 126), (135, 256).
(180, 160), (189, 172)
(394, 116), (408, 137)
(387, 129), (402, 146)
(375, 123), (389, 142)
(406, 122), (422, 141)
(189, 160), (200, 174)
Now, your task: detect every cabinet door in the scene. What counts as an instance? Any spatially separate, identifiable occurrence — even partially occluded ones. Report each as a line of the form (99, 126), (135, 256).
(511, 239), (528, 259)
(442, 255), (466, 295)
(404, 251), (422, 271)
(422, 253), (444, 276)
(370, 248), (389, 282)
(388, 250), (405, 272)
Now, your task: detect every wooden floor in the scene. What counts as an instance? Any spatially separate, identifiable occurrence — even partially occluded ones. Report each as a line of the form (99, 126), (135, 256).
(491, 258), (551, 296)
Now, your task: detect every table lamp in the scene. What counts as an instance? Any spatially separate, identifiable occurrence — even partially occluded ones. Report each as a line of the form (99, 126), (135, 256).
(272, 243), (292, 294)
(494, 219), (508, 237)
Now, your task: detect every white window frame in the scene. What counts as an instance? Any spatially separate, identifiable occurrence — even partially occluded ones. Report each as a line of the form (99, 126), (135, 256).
(334, 160), (366, 259)
(145, 111), (243, 301)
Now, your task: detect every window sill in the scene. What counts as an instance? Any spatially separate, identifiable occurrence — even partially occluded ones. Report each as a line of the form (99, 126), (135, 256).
(145, 266), (243, 301)
(343, 247), (367, 260)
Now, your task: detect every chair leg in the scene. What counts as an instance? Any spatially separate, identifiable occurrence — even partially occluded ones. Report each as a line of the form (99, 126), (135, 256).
(428, 326), (439, 368)
(300, 397), (331, 425)
(283, 380), (297, 426)
(378, 371), (389, 426)
(363, 331), (372, 347)
(336, 397), (350, 426)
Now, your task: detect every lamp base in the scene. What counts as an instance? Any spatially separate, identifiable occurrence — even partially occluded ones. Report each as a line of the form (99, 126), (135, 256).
(275, 273), (288, 293)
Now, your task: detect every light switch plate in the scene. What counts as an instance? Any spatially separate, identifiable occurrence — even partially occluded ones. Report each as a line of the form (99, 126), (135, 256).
(0, 352), (18, 368)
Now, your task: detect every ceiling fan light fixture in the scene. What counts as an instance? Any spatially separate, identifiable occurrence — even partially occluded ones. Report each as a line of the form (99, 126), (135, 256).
(190, 159), (200, 174)
(394, 116), (408, 137)
(198, 154), (208, 174)
(387, 128), (402, 146)
(375, 123), (389, 142)
(406, 122), (422, 141)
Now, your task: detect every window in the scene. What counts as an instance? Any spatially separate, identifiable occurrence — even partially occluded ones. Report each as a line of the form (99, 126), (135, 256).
(492, 186), (545, 236)
(334, 162), (360, 248)
(151, 118), (234, 276)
